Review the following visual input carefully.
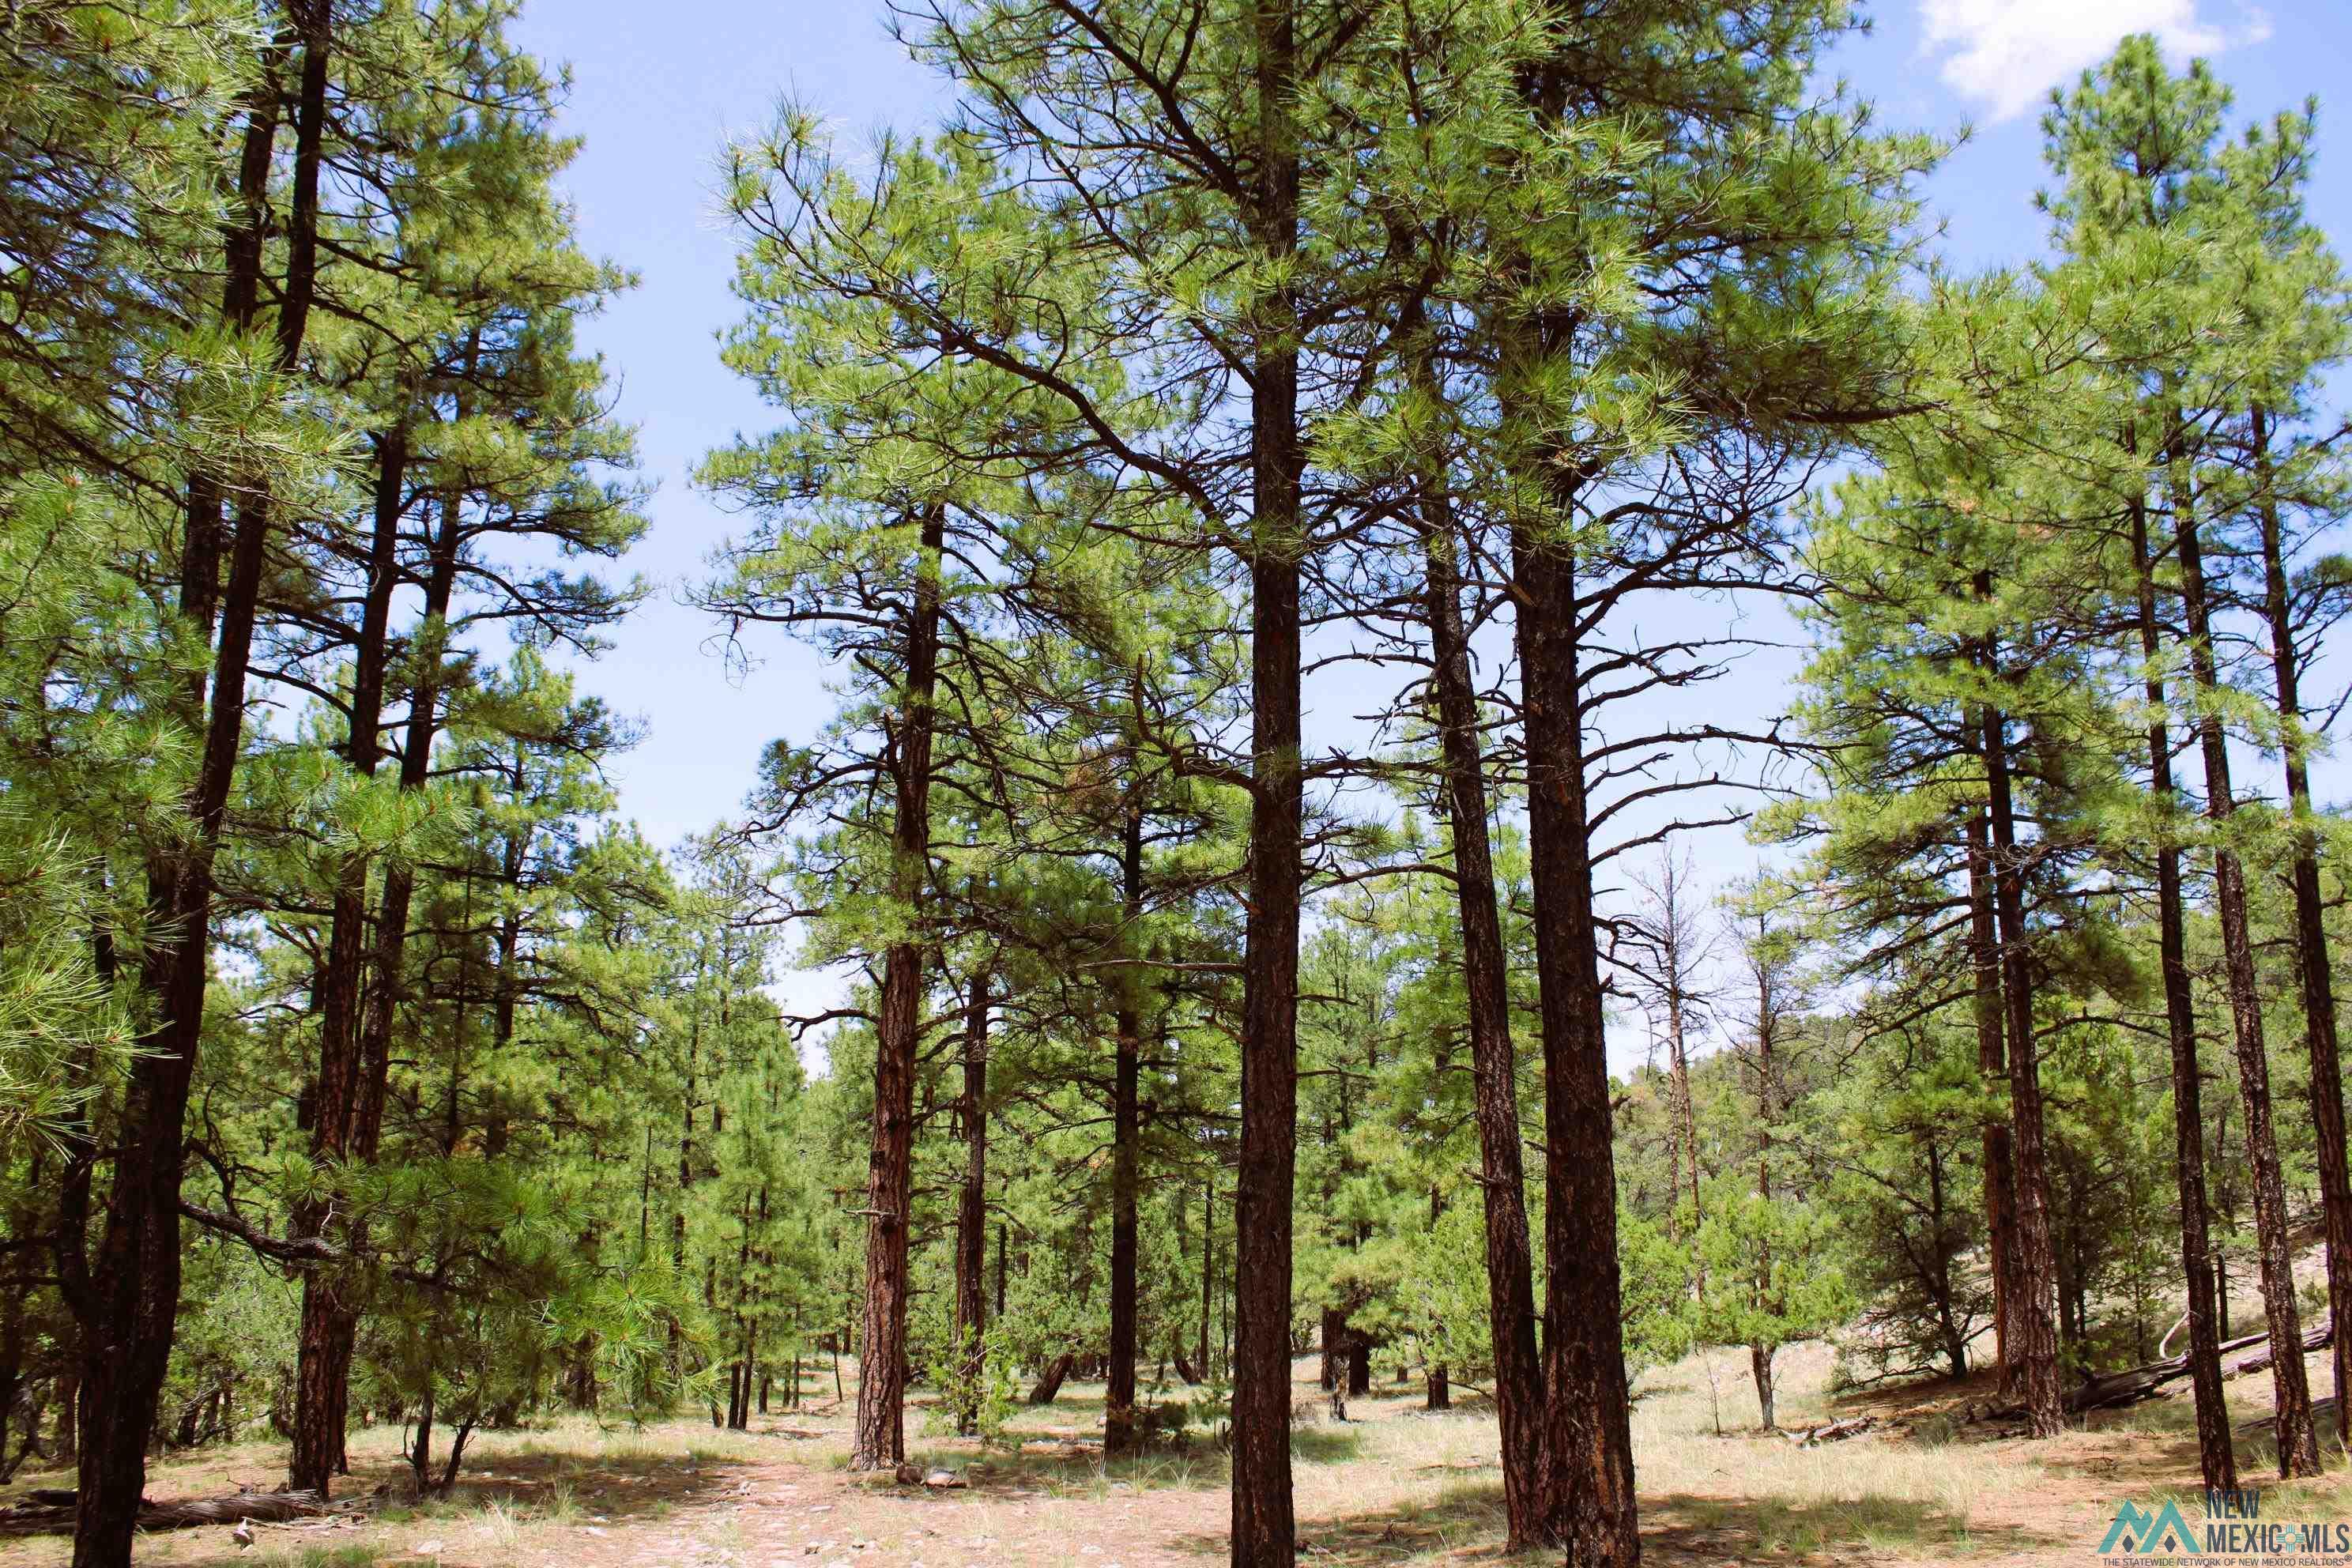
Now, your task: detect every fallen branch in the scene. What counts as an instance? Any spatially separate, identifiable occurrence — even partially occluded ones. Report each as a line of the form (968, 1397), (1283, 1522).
(1779, 1415), (1877, 1447)
(1984, 1321), (2330, 1419)
(0, 1489), (357, 1536)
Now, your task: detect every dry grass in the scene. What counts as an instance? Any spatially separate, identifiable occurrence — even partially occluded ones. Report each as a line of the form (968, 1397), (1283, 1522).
(7, 1343), (2352, 1565)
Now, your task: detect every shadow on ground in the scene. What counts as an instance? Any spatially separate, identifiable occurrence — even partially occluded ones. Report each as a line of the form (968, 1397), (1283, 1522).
(1151, 1479), (2067, 1564)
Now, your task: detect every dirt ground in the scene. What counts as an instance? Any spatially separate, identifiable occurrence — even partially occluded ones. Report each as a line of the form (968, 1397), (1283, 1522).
(7, 1343), (2352, 1566)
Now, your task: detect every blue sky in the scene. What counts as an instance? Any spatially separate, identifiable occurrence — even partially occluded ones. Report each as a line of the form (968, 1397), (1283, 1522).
(507, 0), (2352, 1038)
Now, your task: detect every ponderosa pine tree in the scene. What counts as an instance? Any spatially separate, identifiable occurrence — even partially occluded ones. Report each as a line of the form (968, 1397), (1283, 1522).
(1465, 4), (1931, 1547)
(2041, 40), (2320, 1475)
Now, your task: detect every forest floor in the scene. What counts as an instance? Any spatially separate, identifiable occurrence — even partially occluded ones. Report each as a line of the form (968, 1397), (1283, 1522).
(6, 1340), (2352, 1567)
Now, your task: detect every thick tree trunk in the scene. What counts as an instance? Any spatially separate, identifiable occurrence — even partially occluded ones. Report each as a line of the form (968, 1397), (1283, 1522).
(1963, 812), (2020, 1394)
(1750, 1345), (1775, 1431)
(850, 507), (945, 1472)
(1504, 52), (1639, 1564)
(2170, 441), (2319, 1476)
(1980, 695), (2064, 1439)
(1426, 1366), (1449, 1412)
(74, 21), (328, 1562)
(1231, 4), (1304, 1558)
(2252, 402), (2352, 1453)
(1412, 348), (1547, 1551)
(2129, 486), (2236, 1490)
(952, 972), (990, 1436)
(1513, 517), (1639, 1562)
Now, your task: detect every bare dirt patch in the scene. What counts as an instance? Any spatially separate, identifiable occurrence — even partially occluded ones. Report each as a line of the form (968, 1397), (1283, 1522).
(7, 1345), (2352, 1566)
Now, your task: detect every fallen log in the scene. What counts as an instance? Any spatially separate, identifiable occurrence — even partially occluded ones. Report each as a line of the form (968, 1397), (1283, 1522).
(1988, 1322), (2332, 1419)
(2226, 1321), (2334, 1379)
(2241, 1396), (2340, 1438)
(0, 1488), (356, 1536)
(1779, 1415), (1877, 1447)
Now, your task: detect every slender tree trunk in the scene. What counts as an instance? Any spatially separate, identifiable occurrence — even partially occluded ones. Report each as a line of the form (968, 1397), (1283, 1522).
(953, 972), (991, 1436)
(850, 506), (945, 1472)
(289, 424), (409, 1498)
(1666, 993), (1699, 1224)
(74, 19), (328, 1561)
(2129, 481), (2236, 1489)
(1963, 812), (2020, 1394)
(1980, 694), (2064, 1439)
(339, 349), (476, 1485)
(1200, 1187), (1213, 1383)
(2252, 401), (2352, 1452)
(1231, 2), (1305, 1556)
(1107, 798), (1144, 1453)
(2169, 435), (2320, 1476)
(1411, 337), (1548, 1552)
(1749, 1345), (1775, 1430)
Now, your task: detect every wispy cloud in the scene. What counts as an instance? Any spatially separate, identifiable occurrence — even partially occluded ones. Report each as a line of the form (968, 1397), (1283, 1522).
(1917, 0), (2272, 122)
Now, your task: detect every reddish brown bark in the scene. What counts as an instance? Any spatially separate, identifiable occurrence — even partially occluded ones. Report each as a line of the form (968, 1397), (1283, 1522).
(1415, 466), (1546, 1548)
(952, 972), (990, 1436)
(1512, 512), (1639, 1563)
(2252, 401), (2352, 1453)
(1106, 799), (1145, 1454)
(2169, 437), (2319, 1476)
(289, 424), (409, 1497)
(1979, 695), (2064, 1440)
(1229, 0), (1305, 1559)
(850, 506), (945, 1472)
(2128, 485), (2235, 1491)
(72, 16), (329, 1562)
(1962, 812), (2019, 1392)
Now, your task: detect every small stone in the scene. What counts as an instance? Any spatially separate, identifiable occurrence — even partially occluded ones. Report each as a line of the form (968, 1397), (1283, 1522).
(412, 1542), (444, 1557)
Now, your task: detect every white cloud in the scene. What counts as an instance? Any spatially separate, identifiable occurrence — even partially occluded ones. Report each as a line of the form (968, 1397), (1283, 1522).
(1917, 0), (2271, 122)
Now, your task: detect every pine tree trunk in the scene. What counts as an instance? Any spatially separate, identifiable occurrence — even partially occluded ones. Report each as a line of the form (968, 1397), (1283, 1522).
(74, 19), (329, 1561)
(1107, 801), (1145, 1454)
(953, 973), (990, 1436)
(2252, 401), (2352, 1452)
(1412, 347), (1548, 1551)
(1980, 695), (2064, 1439)
(1504, 53), (1640, 1564)
(1231, 2), (1304, 1555)
(335, 353), (476, 1487)
(1106, 1007), (1141, 1449)
(850, 506), (945, 1472)
(290, 424), (409, 1498)
(1512, 514), (1639, 1562)
(1027, 1353), (1074, 1406)
(2129, 484), (2236, 1490)
(1963, 812), (2021, 1394)
(1199, 1188), (1213, 1383)
(1749, 1345), (1775, 1430)
(2169, 438), (2320, 1476)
